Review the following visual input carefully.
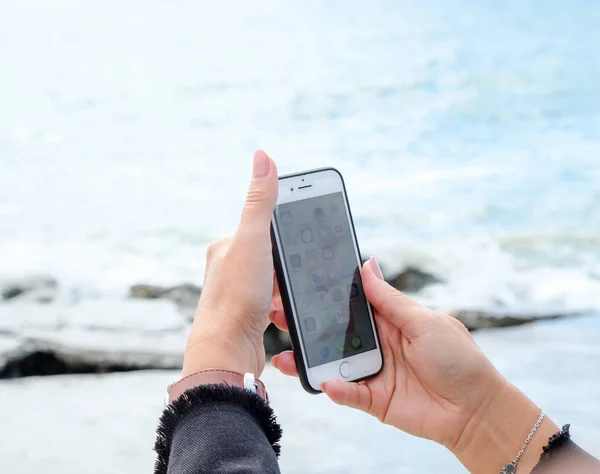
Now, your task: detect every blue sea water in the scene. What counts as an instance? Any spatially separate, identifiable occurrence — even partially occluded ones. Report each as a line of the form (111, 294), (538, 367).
(1, 0), (599, 313)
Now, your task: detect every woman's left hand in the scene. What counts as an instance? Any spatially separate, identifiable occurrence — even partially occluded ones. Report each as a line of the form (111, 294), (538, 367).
(182, 150), (279, 378)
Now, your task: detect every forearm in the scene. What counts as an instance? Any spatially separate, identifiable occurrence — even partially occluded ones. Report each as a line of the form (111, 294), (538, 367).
(453, 381), (559, 473)
(154, 385), (282, 474)
(452, 381), (599, 473)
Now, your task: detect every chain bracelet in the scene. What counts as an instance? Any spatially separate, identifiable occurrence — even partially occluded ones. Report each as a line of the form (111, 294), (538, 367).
(499, 410), (545, 474)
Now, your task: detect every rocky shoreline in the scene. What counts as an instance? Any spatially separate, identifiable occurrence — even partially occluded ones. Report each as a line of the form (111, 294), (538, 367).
(0, 268), (585, 378)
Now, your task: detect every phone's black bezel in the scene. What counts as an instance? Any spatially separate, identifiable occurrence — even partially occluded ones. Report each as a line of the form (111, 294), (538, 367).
(270, 167), (383, 394)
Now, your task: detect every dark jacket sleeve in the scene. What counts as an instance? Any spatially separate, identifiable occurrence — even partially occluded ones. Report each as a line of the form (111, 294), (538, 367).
(531, 425), (600, 473)
(154, 384), (282, 474)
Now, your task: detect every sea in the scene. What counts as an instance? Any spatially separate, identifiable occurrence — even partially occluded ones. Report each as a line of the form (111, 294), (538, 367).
(0, 0), (599, 472)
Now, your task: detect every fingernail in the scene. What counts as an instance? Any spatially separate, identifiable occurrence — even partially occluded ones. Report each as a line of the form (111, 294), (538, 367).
(253, 151), (270, 178)
(321, 379), (340, 391)
(370, 257), (384, 280)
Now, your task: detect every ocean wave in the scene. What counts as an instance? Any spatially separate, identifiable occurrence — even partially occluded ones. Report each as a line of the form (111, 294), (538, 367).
(2, 236), (598, 315)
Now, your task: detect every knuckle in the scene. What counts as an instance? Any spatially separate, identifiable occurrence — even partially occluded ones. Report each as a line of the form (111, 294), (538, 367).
(205, 236), (231, 262)
(380, 286), (405, 314)
(448, 315), (471, 335)
(350, 387), (360, 408)
(205, 243), (217, 261)
(245, 187), (268, 206)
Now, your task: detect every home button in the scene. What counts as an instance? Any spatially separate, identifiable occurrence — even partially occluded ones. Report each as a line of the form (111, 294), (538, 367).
(339, 361), (352, 378)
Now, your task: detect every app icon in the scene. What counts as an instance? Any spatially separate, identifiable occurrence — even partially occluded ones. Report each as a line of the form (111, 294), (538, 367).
(304, 317), (317, 332)
(317, 224), (330, 238)
(332, 288), (344, 303)
(327, 270), (340, 283)
(310, 271), (325, 285)
(320, 345), (330, 358)
(334, 339), (345, 354)
(314, 207), (325, 220)
(306, 249), (318, 264)
(280, 210), (293, 225)
(316, 287), (327, 301)
(349, 282), (360, 300)
(322, 246), (334, 260)
(296, 294), (310, 314)
(290, 253), (302, 268)
(335, 308), (350, 324)
(301, 228), (314, 244)
(334, 224), (343, 234)
(321, 312), (333, 327)
(350, 335), (363, 350)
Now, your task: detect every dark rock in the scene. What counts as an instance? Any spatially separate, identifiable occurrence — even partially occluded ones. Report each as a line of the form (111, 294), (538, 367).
(129, 284), (168, 299)
(129, 283), (201, 310)
(1, 276), (58, 302)
(450, 309), (584, 331)
(264, 324), (291, 356)
(387, 267), (442, 293)
(0, 351), (141, 379)
(161, 284), (202, 309)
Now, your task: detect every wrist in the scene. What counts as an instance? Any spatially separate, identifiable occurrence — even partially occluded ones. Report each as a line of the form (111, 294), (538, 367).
(183, 328), (262, 378)
(453, 380), (559, 473)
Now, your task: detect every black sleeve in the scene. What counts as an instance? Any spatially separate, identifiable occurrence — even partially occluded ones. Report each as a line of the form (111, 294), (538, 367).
(154, 384), (282, 474)
(531, 425), (600, 474)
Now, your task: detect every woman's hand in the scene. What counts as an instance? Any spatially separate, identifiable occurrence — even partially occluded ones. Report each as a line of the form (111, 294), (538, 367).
(182, 150), (278, 378)
(271, 258), (559, 473)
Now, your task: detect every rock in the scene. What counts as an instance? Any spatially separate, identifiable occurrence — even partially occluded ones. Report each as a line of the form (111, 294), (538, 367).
(0, 299), (188, 378)
(0, 298), (290, 378)
(0, 335), (24, 370)
(0, 299), (186, 333)
(448, 308), (585, 331)
(264, 324), (292, 355)
(387, 267), (442, 293)
(0, 328), (186, 378)
(129, 283), (201, 315)
(129, 284), (167, 299)
(1, 276), (58, 303)
(160, 284), (202, 310)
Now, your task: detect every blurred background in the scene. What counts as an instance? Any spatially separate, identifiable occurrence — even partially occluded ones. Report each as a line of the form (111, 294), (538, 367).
(1, 0), (599, 472)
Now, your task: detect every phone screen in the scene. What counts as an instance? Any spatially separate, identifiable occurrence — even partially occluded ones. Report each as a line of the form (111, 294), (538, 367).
(275, 191), (377, 368)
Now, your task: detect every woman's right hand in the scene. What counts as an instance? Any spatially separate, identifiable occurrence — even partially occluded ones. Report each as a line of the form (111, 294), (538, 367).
(271, 257), (559, 473)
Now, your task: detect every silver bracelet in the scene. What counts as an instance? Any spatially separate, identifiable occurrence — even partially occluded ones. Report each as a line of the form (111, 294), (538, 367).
(499, 410), (545, 474)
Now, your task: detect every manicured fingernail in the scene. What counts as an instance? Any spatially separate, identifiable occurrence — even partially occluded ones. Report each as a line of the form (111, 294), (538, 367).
(370, 257), (383, 280)
(253, 151), (270, 178)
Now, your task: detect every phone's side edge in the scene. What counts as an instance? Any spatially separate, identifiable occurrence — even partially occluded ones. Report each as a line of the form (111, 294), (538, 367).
(270, 224), (322, 395)
(278, 167), (339, 180)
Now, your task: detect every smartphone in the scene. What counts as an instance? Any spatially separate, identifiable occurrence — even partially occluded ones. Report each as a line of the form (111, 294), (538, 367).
(271, 168), (383, 394)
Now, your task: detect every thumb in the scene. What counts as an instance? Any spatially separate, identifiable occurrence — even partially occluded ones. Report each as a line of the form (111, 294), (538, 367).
(322, 379), (372, 414)
(238, 150), (278, 236)
(362, 257), (436, 339)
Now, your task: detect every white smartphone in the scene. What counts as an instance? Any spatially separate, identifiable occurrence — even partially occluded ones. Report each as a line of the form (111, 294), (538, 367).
(271, 168), (383, 393)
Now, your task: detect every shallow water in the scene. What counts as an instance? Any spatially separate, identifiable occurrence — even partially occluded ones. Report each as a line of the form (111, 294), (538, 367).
(1, 315), (599, 473)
